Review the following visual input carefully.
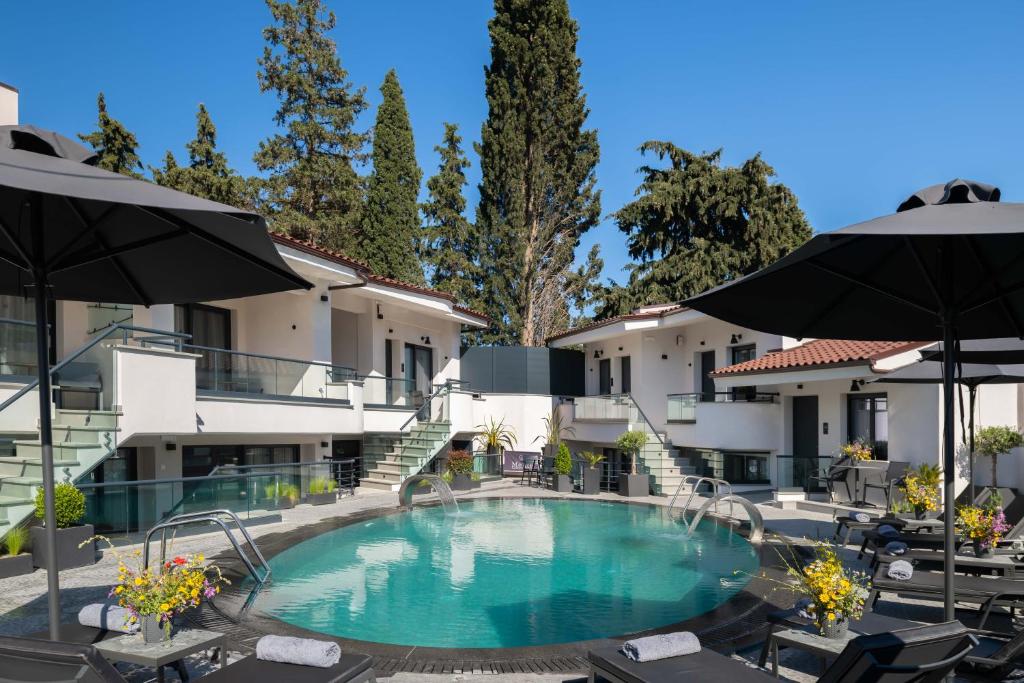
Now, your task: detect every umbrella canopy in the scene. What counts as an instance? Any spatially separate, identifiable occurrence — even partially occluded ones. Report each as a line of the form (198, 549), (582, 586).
(685, 178), (1024, 621)
(0, 125), (311, 640)
(920, 338), (1024, 365)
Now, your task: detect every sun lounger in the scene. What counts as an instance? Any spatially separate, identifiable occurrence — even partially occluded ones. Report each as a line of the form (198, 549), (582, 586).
(870, 566), (1024, 628)
(0, 635), (126, 683)
(26, 623), (191, 681)
(199, 651), (376, 683)
(958, 627), (1024, 680)
(587, 642), (776, 682)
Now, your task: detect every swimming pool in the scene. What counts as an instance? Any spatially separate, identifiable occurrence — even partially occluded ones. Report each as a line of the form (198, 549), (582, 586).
(255, 498), (758, 648)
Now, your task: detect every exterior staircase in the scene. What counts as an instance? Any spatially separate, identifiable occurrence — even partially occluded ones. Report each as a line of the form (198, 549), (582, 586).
(0, 408), (120, 535)
(360, 421), (451, 492)
(632, 426), (697, 496)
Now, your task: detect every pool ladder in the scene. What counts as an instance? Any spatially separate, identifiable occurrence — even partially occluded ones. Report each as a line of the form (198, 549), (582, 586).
(668, 475), (733, 520)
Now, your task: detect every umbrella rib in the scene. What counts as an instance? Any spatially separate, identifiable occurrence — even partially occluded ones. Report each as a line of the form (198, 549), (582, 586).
(954, 245), (1024, 312)
(961, 235), (1023, 338)
(44, 203), (120, 270)
(136, 206), (311, 290)
(902, 236), (943, 308)
(49, 228), (190, 275)
(0, 215), (33, 271)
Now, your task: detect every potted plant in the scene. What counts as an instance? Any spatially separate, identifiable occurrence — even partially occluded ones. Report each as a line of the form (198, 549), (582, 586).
(99, 538), (227, 643)
(580, 451), (605, 495)
(533, 407), (576, 461)
(550, 443), (574, 492)
(957, 504), (1010, 558)
(777, 542), (870, 639)
(839, 439), (873, 461)
(896, 463), (940, 519)
(616, 430), (650, 497)
(476, 417), (517, 456)
(447, 449), (476, 491)
(975, 425), (1023, 490)
(264, 481), (299, 509)
(306, 476), (337, 506)
(30, 481), (96, 570)
(0, 526), (32, 579)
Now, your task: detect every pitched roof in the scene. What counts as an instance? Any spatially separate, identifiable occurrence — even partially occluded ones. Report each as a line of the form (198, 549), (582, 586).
(546, 304), (687, 343)
(712, 339), (929, 376)
(271, 232), (489, 323)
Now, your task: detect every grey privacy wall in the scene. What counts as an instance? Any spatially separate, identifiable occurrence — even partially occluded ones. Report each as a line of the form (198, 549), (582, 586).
(460, 347), (584, 396)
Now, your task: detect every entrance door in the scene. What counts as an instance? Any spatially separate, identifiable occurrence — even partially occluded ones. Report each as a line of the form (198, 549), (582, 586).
(848, 393), (888, 460)
(175, 304), (231, 390)
(699, 350), (716, 402)
(384, 339), (394, 404)
(792, 395), (819, 491)
(404, 343), (434, 401)
(598, 358), (612, 395)
(620, 356), (631, 394)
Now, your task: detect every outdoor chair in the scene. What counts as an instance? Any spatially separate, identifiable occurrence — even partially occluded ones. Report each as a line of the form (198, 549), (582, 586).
(519, 454), (541, 487)
(807, 455), (856, 504)
(869, 566), (1024, 628)
(957, 626), (1024, 680)
(862, 461), (908, 512)
(200, 651), (377, 683)
(856, 460), (893, 508)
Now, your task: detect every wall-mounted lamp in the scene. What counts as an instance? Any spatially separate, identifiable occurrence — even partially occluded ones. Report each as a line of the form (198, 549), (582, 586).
(849, 379), (863, 392)
(618, 346), (623, 352)
(796, 384), (803, 390)
(420, 336), (431, 345)
(730, 333), (743, 344)
(675, 335), (684, 346)
(291, 324), (296, 330)
(320, 441), (329, 448)
(661, 354), (668, 360)
(388, 328), (393, 334)
(593, 350), (600, 359)
(376, 304), (384, 320)
(164, 443), (176, 451)
(699, 340), (705, 346)
(320, 294), (329, 302)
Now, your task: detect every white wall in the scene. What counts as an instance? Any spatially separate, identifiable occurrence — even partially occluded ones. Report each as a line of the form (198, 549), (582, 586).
(195, 395), (362, 435)
(113, 345), (198, 437)
(473, 393), (555, 453)
(0, 84), (17, 125)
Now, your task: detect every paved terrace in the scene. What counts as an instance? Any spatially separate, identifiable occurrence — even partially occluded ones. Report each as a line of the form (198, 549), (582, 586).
(0, 480), (1000, 682)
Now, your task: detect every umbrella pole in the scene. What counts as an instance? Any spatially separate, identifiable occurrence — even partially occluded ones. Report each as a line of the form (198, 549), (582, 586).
(968, 385), (976, 503)
(33, 270), (61, 640)
(941, 321), (956, 623)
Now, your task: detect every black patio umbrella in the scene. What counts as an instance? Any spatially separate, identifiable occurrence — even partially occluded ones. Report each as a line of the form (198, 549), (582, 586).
(873, 358), (1024, 502)
(921, 338), (1024, 365)
(0, 125), (311, 640)
(685, 178), (1024, 621)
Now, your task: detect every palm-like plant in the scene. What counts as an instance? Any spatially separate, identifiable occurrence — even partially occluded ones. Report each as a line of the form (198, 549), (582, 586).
(477, 416), (517, 454)
(581, 451), (605, 470)
(533, 407), (576, 448)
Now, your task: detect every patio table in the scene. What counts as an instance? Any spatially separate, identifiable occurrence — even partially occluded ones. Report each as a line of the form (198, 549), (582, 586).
(94, 628), (227, 683)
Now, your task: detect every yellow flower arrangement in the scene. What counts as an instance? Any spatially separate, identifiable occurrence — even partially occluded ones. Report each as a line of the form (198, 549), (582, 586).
(898, 473), (939, 514)
(956, 505), (1010, 552)
(839, 440), (873, 461)
(769, 542), (871, 635)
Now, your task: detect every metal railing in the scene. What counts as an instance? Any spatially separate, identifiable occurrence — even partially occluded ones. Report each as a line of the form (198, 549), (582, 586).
(398, 380), (454, 433)
(210, 460), (358, 498)
(774, 454), (833, 492)
(668, 475), (733, 518)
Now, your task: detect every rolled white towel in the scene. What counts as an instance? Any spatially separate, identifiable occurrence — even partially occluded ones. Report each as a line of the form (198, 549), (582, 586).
(256, 635), (341, 668)
(877, 524), (901, 538)
(794, 597), (814, 620)
(885, 541), (908, 556)
(887, 559), (914, 581)
(854, 512), (871, 523)
(621, 632), (701, 662)
(77, 604), (138, 633)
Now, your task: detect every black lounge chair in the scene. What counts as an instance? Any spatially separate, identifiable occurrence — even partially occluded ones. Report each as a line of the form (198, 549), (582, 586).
(587, 642), (776, 682)
(26, 623), (191, 681)
(958, 627), (1024, 680)
(869, 566), (1024, 628)
(0, 635), (125, 683)
(200, 652), (376, 683)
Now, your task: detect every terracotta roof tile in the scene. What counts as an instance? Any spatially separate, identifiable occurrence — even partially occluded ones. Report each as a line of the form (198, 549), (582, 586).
(712, 339), (929, 376)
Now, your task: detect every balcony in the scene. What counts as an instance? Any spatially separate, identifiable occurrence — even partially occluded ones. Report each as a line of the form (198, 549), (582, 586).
(572, 394), (633, 422)
(667, 391), (778, 423)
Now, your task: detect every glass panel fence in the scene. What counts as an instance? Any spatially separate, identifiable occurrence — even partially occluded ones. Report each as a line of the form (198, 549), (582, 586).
(0, 319), (39, 377)
(573, 394), (632, 421)
(361, 375), (415, 407)
(666, 394), (697, 422)
(774, 455), (832, 492)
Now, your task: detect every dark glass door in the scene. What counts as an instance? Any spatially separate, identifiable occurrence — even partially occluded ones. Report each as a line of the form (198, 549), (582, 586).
(792, 395), (819, 490)
(848, 393), (888, 460)
(598, 358), (612, 395)
(404, 343), (433, 400)
(699, 351), (716, 402)
(176, 304), (231, 390)
(385, 339), (394, 404)
(620, 356), (631, 394)
(730, 344), (756, 401)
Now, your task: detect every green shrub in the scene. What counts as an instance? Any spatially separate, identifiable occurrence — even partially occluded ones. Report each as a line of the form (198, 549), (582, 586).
(281, 483), (300, 500)
(976, 425), (1024, 489)
(3, 526), (27, 556)
(554, 443), (573, 476)
(34, 481), (85, 529)
(447, 450), (474, 475)
(309, 477), (336, 495)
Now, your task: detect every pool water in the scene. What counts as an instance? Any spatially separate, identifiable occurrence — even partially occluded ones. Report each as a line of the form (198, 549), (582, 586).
(256, 498), (758, 648)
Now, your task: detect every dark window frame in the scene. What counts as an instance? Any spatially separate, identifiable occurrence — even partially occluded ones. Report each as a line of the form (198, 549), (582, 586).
(847, 392), (889, 460)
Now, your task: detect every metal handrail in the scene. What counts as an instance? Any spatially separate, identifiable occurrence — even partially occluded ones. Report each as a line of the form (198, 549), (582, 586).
(142, 509), (271, 585)
(626, 392), (666, 447)
(0, 322), (191, 415)
(145, 339), (358, 377)
(669, 475), (733, 518)
(398, 380), (455, 433)
(667, 391), (779, 403)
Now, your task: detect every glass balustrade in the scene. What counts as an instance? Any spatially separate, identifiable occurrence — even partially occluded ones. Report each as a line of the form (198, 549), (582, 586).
(572, 394), (632, 421)
(774, 454), (832, 492)
(666, 394), (697, 422)
(360, 375), (416, 407)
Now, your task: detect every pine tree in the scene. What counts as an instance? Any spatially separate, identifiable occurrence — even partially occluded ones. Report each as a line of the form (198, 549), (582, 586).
(421, 123), (478, 306)
(79, 92), (143, 179)
(151, 104), (245, 206)
(476, 0), (601, 346)
(254, 0), (368, 252)
(359, 69), (423, 282)
(596, 141), (811, 318)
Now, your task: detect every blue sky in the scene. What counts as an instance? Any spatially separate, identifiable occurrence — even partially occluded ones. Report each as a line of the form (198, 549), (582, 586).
(3, 1), (1023, 286)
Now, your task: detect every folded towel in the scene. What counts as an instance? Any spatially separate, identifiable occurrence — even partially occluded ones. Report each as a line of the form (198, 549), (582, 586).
(854, 512), (871, 523)
(877, 524), (901, 538)
(794, 597), (814, 620)
(621, 632), (701, 662)
(885, 541), (908, 556)
(256, 635), (341, 668)
(887, 559), (914, 581)
(78, 604), (138, 633)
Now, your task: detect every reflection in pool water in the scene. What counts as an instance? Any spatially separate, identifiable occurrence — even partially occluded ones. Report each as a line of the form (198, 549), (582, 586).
(256, 498), (758, 648)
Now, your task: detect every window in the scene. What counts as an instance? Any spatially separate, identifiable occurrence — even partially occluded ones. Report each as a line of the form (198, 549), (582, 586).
(0, 294), (55, 375)
(730, 344), (757, 401)
(175, 304), (232, 391)
(848, 393), (888, 460)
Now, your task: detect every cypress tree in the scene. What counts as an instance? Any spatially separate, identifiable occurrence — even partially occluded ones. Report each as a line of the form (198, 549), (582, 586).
(79, 92), (143, 179)
(359, 69), (423, 282)
(476, 0), (601, 346)
(596, 141), (811, 318)
(152, 104), (245, 206)
(421, 122), (478, 306)
(254, 0), (368, 252)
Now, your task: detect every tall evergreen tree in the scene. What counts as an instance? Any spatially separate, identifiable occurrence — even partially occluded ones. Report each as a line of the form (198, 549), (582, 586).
(152, 104), (245, 206)
(476, 0), (601, 346)
(254, 0), (368, 252)
(421, 123), (478, 305)
(79, 92), (143, 179)
(359, 69), (423, 282)
(596, 141), (811, 318)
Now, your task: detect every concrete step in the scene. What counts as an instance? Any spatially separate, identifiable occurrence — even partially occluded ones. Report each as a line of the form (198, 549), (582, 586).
(13, 441), (102, 461)
(49, 424), (118, 444)
(373, 462), (404, 475)
(0, 457), (79, 478)
(52, 409), (120, 429)
(365, 468), (402, 483)
(0, 477), (41, 498)
(359, 477), (400, 492)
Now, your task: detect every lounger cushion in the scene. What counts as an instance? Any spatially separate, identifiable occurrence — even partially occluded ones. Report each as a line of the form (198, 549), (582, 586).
(200, 652), (373, 683)
(872, 567), (1024, 597)
(588, 643), (774, 683)
(25, 623), (123, 645)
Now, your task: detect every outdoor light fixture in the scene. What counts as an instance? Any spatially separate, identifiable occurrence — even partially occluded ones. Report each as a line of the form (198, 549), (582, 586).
(376, 304), (384, 319)
(593, 350), (600, 359)
(850, 379), (862, 392)
(320, 294), (329, 302)
(729, 334), (739, 344)
(618, 346), (623, 351)
(320, 441), (329, 448)
(661, 354), (668, 360)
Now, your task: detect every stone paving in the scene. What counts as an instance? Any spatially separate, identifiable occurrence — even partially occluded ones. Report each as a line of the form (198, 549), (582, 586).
(0, 480), (1007, 681)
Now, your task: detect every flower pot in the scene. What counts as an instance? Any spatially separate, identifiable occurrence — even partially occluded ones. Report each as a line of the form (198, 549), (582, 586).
(974, 545), (994, 558)
(820, 617), (849, 639)
(550, 474), (573, 493)
(582, 467), (601, 495)
(141, 615), (171, 644)
(0, 553), (33, 579)
(30, 524), (96, 570)
(619, 473), (650, 498)
(306, 492), (336, 506)
(913, 507), (927, 520)
(450, 473), (474, 491)
(276, 497), (296, 510)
